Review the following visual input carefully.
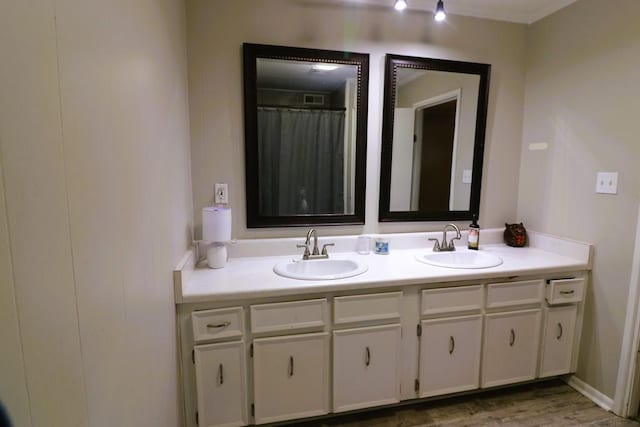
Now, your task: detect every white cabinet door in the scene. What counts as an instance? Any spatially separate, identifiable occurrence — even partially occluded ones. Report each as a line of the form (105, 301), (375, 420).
(540, 305), (578, 377)
(333, 324), (401, 412)
(481, 309), (541, 388)
(419, 315), (482, 398)
(253, 333), (329, 425)
(194, 341), (248, 427)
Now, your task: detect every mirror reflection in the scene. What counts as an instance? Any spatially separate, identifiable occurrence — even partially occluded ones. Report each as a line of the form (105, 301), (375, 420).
(379, 55), (491, 222)
(243, 44), (369, 228)
(256, 58), (358, 216)
(391, 69), (479, 212)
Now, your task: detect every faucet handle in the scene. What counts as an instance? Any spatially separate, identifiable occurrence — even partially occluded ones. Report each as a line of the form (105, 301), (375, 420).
(448, 237), (461, 250)
(428, 238), (441, 252)
(296, 243), (310, 259)
(321, 243), (335, 256)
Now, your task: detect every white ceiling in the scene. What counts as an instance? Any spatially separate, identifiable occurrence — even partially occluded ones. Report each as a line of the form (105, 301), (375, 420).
(338, 0), (579, 24)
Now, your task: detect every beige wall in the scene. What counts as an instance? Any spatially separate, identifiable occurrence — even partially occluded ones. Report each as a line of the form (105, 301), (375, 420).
(518, 0), (640, 399)
(187, 0), (527, 238)
(0, 0), (193, 426)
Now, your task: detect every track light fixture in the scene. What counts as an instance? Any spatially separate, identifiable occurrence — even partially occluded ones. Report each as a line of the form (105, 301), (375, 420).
(434, 0), (446, 21)
(394, 0), (407, 11)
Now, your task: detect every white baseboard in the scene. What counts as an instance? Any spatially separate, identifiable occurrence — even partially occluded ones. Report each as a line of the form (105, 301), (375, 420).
(563, 375), (614, 412)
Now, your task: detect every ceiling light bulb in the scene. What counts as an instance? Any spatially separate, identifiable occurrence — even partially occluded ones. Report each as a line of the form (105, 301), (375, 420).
(434, 0), (446, 21)
(394, 0), (407, 11)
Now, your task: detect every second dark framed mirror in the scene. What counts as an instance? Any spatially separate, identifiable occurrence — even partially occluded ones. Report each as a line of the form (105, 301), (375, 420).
(243, 43), (369, 228)
(379, 54), (491, 222)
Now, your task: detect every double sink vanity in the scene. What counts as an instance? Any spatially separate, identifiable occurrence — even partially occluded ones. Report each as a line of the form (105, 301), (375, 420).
(174, 228), (592, 427)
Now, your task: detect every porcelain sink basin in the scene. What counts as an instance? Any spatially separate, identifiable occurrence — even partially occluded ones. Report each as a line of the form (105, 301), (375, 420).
(416, 250), (503, 269)
(273, 258), (368, 280)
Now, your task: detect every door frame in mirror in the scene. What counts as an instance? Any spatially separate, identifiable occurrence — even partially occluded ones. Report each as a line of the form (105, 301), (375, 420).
(243, 43), (369, 228)
(378, 54), (491, 222)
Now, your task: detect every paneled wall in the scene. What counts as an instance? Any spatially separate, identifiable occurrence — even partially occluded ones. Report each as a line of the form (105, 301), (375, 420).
(0, 1), (193, 425)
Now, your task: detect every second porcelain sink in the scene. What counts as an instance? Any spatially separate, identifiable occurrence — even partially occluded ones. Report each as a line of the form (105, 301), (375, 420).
(274, 258), (368, 280)
(416, 250), (503, 269)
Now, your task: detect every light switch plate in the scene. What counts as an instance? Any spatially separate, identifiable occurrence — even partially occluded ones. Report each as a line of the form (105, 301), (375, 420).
(595, 172), (618, 194)
(462, 169), (472, 184)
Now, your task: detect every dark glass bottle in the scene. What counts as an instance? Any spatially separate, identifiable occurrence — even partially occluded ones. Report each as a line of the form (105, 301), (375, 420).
(468, 214), (480, 250)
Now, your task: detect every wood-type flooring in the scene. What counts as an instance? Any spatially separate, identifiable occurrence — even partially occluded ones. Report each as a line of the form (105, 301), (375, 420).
(290, 380), (639, 427)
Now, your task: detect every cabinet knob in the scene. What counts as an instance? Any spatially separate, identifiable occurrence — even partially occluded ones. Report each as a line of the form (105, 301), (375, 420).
(288, 356), (294, 377)
(365, 347), (371, 367)
(509, 329), (516, 347)
(218, 363), (224, 385)
(449, 336), (455, 355)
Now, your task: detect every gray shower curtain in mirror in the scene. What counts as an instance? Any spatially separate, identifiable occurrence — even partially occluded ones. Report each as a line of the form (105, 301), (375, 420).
(258, 107), (345, 216)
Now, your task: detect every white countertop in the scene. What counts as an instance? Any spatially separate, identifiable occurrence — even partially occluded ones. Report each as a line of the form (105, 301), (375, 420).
(174, 230), (592, 304)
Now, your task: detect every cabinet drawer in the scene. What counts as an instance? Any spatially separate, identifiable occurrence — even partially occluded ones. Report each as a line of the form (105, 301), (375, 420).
(251, 299), (328, 334)
(334, 292), (402, 324)
(546, 278), (584, 305)
(421, 285), (483, 316)
(486, 280), (543, 309)
(192, 307), (244, 343)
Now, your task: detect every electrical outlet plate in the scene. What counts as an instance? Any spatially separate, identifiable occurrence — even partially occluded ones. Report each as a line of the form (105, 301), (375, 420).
(214, 183), (228, 204)
(595, 172), (618, 194)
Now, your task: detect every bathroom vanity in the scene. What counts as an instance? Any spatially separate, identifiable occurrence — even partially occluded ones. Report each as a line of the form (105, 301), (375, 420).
(174, 229), (591, 427)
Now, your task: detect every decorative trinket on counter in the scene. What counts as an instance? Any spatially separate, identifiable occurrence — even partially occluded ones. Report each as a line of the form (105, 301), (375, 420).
(504, 222), (527, 247)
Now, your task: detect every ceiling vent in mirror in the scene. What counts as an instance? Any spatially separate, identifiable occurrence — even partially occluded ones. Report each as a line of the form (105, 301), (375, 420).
(303, 94), (324, 105)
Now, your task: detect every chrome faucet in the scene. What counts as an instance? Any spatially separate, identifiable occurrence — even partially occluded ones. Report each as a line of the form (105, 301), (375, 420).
(429, 223), (462, 252)
(306, 228), (320, 256)
(297, 228), (334, 260)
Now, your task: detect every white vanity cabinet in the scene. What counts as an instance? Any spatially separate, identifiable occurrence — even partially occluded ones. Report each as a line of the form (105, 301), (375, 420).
(418, 285), (483, 397)
(249, 299), (330, 424)
(481, 309), (542, 387)
(179, 273), (587, 427)
(194, 341), (248, 427)
(332, 292), (402, 412)
(539, 278), (585, 377)
(252, 333), (330, 424)
(481, 280), (543, 388)
(190, 307), (248, 427)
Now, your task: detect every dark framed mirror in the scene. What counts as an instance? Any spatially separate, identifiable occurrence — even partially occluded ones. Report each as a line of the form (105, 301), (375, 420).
(243, 43), (369, 228)
(379, 54), (491, 222)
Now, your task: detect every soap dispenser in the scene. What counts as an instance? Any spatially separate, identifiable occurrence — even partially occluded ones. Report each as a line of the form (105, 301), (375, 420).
(468, 214), (480, 250)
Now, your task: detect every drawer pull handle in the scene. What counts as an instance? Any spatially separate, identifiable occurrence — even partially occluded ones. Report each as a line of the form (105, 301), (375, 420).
(509, 329), (516, 347)
(365, 347), (371, 367)
(289, 356), (294, 377)
(218, 363), (224, 385)
(557, 323), (563, 340)
(206, 321), (231, 329)
(559, 290), (575, 295)
(449, 336), (455, 355)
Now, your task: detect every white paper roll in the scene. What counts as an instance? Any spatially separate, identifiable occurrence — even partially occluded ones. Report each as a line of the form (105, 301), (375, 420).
(202, 206), (232, 242)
